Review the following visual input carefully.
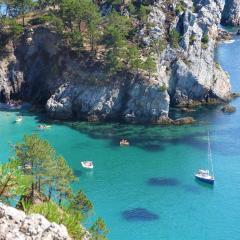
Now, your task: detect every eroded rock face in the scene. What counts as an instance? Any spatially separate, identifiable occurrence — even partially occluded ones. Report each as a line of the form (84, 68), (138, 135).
(0, 202), (72, 240)
(222, 0), (240, 26)
(0, 0), (232, 124)
(146, 0), (231, 107)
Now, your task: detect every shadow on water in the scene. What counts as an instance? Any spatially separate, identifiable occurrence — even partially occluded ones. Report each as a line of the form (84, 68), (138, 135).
(182, 184), (201, 194)
(122, 208), (159, 221)
(147, 177), (180, 187)
(194, 179), (214, 189)
(73, 170), (83, 177)
(63, 121), (211, 152)
(5, 104), (240, 155)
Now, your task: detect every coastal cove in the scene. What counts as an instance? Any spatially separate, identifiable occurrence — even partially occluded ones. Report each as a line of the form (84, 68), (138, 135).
(0, 36), (240, 240)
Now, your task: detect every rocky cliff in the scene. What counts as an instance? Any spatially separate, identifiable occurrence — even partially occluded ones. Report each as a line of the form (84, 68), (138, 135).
(0, 202), (72, 240)
(222, 0), (240, 26)
(0, 0), (231, 124)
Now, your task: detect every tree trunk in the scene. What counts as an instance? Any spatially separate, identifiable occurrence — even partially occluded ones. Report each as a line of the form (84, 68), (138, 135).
(48, 186), (52, 200)
(58, 193), (62, 206)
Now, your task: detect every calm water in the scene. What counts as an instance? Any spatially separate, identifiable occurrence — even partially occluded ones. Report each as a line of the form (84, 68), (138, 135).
(1, 38), (240, 239)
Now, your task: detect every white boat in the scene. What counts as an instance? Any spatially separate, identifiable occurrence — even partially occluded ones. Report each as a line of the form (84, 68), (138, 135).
(16, 116), (23, 122)
(223, 39), (235, 44)
(37, 124), (52, 130)
(195, 132), (215, 184)
(120, 139), (130, 146)
(81, 161), (94, 169)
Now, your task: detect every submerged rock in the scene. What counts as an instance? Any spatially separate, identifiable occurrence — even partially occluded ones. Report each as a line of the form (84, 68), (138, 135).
(173, 117), (196, 125)
(221, 105), (236, 113)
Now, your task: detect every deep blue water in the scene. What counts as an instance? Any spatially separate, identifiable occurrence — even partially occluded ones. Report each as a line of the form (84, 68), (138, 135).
(0, 37), (240, 239)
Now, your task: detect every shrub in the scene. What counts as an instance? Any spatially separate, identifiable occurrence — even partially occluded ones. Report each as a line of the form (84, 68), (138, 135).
(175, 1), (185, 15)
(189, 34), (195, 45)
(27, 201), (85, 240)
(159, 83), (167, 92)
(169, 29), (180, 48)
(201, 34), (209, 44)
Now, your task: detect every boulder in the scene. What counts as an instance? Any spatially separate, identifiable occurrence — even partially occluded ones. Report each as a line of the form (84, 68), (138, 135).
(173, 117), (196, 125)
(0, 202), (73, 240)
(221, 105), (236, 113)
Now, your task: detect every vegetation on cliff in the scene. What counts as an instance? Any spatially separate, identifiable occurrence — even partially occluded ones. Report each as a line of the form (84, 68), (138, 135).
(0, 0), (160, 78)
(0, 134), (108, 240)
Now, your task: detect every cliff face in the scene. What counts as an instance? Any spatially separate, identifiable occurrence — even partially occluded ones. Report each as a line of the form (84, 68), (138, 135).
(0, 0), (231, 124)
(145, 0), (231, 106)
(222, 0), (240, 26)
(0, 202), (72, 240)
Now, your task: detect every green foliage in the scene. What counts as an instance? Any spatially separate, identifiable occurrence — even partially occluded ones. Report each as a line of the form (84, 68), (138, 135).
(201, 34), (209, 44)
(175, 1), (185, 15)
(90, 217), (108, 240)
(69, 190), (93, 216)
(138, 5), (150, 23)
(0, 159), (31, 203)
(189, 34), (195, 45)
(63, 31), (83, 50)
(27, 201), (85, 240)
(159, 83), (167, 92)
(0, 134), (108, 239)
(127, 45), (143, 73)
(104, 11), (131, 47)
(169, 29), (180, 48)
(142, 55), (156, 79)
(151, 39), (165, 56)
(15, 134), (77, 205)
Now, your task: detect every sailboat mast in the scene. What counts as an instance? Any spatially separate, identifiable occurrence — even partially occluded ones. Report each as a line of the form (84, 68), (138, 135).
(208, 132), (214, 176)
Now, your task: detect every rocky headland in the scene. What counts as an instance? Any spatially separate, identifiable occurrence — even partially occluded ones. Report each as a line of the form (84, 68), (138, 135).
(222, 0), (240, 26)
(0, 0), (232, 124)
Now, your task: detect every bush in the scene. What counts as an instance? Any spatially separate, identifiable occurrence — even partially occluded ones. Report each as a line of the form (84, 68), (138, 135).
(28, 17), (46, 26)
(201, 34), (209, 44)
(159, 83), (167, 92)
(169, 29), (180, 48)
(175, 1), (185, 15)
(189, 34), (195, 45)
(27, 201), (85, 240)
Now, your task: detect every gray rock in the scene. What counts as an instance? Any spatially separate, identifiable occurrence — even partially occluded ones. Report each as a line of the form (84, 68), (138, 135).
(221, 105), (236, 113)
(222, 0), (240, 26)
(0, 0), (233, 124)
(0, 202), (88, 240)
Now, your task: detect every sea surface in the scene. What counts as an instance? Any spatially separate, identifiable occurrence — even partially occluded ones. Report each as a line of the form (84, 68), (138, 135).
(1, 37), (240, 240)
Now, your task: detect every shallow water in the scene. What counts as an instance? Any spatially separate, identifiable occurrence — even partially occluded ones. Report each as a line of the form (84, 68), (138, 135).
(1, 38), (240, 239)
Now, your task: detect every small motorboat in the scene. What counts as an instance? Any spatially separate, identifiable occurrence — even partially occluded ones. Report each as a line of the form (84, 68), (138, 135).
(81, 161), (94, 169)
(15, 116), (23, 122)
(120, 139), (130, 146)
(37, 124), (51, 130)
(195, 169), (214, 184)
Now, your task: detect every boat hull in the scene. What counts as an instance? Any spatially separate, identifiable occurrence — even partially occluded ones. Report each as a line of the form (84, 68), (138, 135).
(195, 175), (214, 184)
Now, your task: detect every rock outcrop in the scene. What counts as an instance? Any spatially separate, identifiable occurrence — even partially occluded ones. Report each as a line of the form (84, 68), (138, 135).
(221, 105), (236, 113)
(0, 0), (232, 124)
(222, 0), (240, 26)
(0, 202), (71, 240)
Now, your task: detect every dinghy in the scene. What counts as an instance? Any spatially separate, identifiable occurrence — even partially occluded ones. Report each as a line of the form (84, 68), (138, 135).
(195, 132), (215, 185)
(120, 139), (130, 146)
(81, 161), (94, 169)
(15, 116), (23, 122)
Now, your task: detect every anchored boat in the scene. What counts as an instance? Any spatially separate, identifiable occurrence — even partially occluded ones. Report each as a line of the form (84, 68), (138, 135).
(15, 116), (23, 122)
(195, 132), (215, 184)
(81, 161), (94, 169)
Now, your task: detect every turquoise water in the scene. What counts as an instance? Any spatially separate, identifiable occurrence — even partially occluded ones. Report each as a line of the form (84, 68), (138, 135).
(1, 38), (240, 239)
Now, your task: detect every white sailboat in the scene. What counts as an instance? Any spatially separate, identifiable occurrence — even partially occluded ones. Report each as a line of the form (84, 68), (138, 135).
(195, 132), (215, 184)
